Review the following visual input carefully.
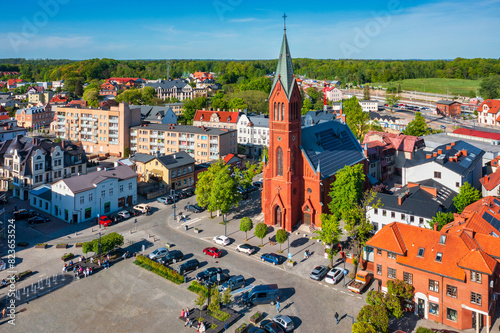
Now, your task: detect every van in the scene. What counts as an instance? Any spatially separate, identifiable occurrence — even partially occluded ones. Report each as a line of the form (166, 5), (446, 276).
(133, 204), (150, 214)
(242, 284), (279, 306)
(220, 275), (245, 292)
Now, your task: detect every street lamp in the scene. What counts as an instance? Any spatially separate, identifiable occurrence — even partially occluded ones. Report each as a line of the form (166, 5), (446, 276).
(171, 189), (176, 218)
(223, 213), (227, 237)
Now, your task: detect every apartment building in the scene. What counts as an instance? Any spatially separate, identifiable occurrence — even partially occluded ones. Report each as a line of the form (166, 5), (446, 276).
(53, 103), (141, 157)
(28, 91), (54, 104)
(359, 100), (379, 112)
(16, 104), (53, 129)
(237, 113), (269, 158)
(130, 123), (237, 163)
(477, 99), (500, 126)
(193, 109), (241, 129)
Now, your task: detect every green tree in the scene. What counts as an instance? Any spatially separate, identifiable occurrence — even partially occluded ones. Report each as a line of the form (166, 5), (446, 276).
(385, 93), (400, 111)
(275, 229), (288, 252)
(453, 182), (481, 213)
(211, 91), (228, 110)
(357, 304), (389, 333)
(183, 96), (207, 123)
(83, 88), (99, 108)
(363, 85), (370, 100)
(328, 164), (365, 223)
(305, 87), (320, 104)
(343, 96), (369, 139)
(228, 97), (247, 110)
(479, 75), (500, 99)
(254, 222), (268, 246)
(403, 112), (430, 136)
(416, 328), (434, 333)
(221, 287), (232, 308)
(195, 292), (207, 320)
(369, 120), (384, 132)
(123, 147), (130, 158)
(240, 77), (272, 94)
(208, 164), (240, 224)
(314, 214), (342, 267)
(196, 162), (223, 218)
(239, 217), (253, 241)
(428, 211), (454, 231)
(468, 90), (476, 99)
(301, 98), (313, 114)
(352, 322), (376, 333)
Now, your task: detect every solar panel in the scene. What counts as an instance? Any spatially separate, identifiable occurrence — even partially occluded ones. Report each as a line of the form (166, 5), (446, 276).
(482, 212), (500, 232)
(494, 198), (500, 207)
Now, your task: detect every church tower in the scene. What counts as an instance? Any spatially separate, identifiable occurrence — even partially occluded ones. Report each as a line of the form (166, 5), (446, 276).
(262, 24), (303, 232)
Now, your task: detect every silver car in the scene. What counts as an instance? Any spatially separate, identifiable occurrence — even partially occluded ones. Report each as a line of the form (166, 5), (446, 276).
(273, 314), (295, 332)
(148, 247), (169, 260)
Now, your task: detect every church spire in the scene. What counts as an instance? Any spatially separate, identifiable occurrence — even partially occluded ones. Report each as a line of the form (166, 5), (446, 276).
(270, 16), (295, 100)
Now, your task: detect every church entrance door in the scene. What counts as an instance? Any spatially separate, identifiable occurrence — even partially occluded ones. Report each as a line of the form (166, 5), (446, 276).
(304, 213), (312, 226)
(275, 206), (282, 227)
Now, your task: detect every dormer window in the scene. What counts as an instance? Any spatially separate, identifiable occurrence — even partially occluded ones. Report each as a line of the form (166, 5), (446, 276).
(439, 235), (447, 245)
(417, 247), (425, 257)
(435, 252), (443, 262)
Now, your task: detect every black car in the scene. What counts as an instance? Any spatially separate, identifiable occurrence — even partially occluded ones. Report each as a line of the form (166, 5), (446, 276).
(109, 214), (123, 223)
(196, 267), (223, 282)
(14, 209), (38, 220)
(177, 259), (199, 274)
(158, 250), (184, 265)
(260, 320), (285, 333)
(183, 188), (195, 197)
(252, 181), (263, 188)
(204, 272), (230, 287)
(27, 216), (50, 224)
(127, 209), (140, 217)
(246, 185), (259, 192)
(185, 204), (203, 213)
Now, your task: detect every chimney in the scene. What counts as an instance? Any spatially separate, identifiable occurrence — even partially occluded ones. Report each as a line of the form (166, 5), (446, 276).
(61, 140), (65, 148)
(450, 142), (455, 146)
(461, 149), (467, 156)
(426, 154), (432, 159)
(485, 175), (489, 184)
(438, 149), (443, 155)
(217, 108), (220, 111)
(433, 152), (437, 157)
(364, 143), (368, 158)
(446, 145), (451, 150)
(433, 223), (438, 231)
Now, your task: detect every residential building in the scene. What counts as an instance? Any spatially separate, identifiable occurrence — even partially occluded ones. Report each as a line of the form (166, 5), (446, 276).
(143, 107), (177, 125)
(368, 112), (408, 133)
(237, 113), (269, 157)
(323, 86), (342, 102)
(52, 80), (65, 89)
(16, 104), (53, 129)
(402, 141), (484, 191)
(367, 222), (500, 332)
(437, 100), (462, 117)
(363, 140), (396, 181)
(7, 79), (25, 89)
(0, 120), (26, 142)
(99, 81), (119, 97)
(359, 100), (378, 112)
(165, 102), (184, 116)
(193, 109), (240, 129)
(28, 91), (53, 104)
(367, 179), (456, 233)
(130, 123), (237, 163)
(477, 99), (500, 126)
(106, 77), (146, 89)
(262, 29), (366, 231)
(29, 165), (137, 223)
(145, 79), (194, 101)
(0, 93), (15, 108)
(131, 151), (195, 191)
(480, 168), (500, 197)
(53, 103), (141, 157)
(223, 153), (246, 170)
(0, 136), (87, 200)
(301, 110), (336, 127)
(49, 94), (68, 105)
(364, 131), (425, 174)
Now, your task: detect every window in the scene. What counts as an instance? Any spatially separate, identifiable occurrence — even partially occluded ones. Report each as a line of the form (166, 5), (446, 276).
(388, 252), (396, 259)
(401, 214), (405, 220)
(471, 271), (482, 283)
(377, 249), (382, 255)
(373, 208), (378, 215)
(382, 210), (386, 216)
(129, 182), (132, 190)
(429, 302), (439, 316)
(109, 188), (113, 196)
(391, 212), (395, 218)
(439, 235), (447, 245)
(429, 279), (439, 292)
(80, 196), (84, 204)
(104, 202), (110, 213)
(101, 190), (105, 198)
(403, 272), (413, 285)
(119, 185), (123, 193)
(276, 147), (283, 176)
(410, 216), (415, 223)
(85, 208), (91, 219)
(446, 308), (457, 322)
(89, 193), (93, 201)
(417, 247), (425, 257)
(446, 285), (457, 298)
(419, 217), (424, 225)
(471, 292), (481, 305)
(456, 182), (459, 187)
(377, 264), (382, 275)
(387, 267), (397, 279)
(435, 252), (443, 262)
(434, 171), (441, 179)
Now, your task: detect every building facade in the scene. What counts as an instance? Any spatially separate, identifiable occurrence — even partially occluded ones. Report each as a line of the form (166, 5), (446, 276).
(237, 113), (269, 158)
(130, 123), (237, 163)
(193, 110), (240, 129)
(28, 91), (53, 104)
(16, 104), (53, 129)
(437, 100), (462, 118)
(53, 103), (141, 157)
(477, 99), (500, 126)
(359, 100), (378, 112)
(146, 79), (194, 101)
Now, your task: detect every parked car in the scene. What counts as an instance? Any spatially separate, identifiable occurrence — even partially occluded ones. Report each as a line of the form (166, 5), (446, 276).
(246, 185), (259, 192)
(14, 209), (38, 220)
(220, 275), (245, 292)
(157, 197), (173, 204)
(272, 314), (295, 332)
(236, 243), (255, 255)
(127, 208), (140, 217)
(204, 272), (230, 287)
(203, 247), (222, 258)
(261, 253), (281, 265)
(117, 210), (130, 219)
(183, 188), (195, 197)
(109, 214), (123, 223)
(133, 204), (150, 214)
(177, 259), (199, 274)
(185, 205), (203, 213)
(158, 250), (184, 265)
(148, 247), (169, 260)
(27, 216), (50, 224)
(243, 284), (279, 306)
(196, 267), (222, 282)
(325, 267), (345, 284)
(248, 328), (265, 333)
(260, 319), (285, 333)
(310, 265), (329, 281)
(213, 235), (230, 246)
(99, 216), (112, 227)
(252, 181), (263, 188)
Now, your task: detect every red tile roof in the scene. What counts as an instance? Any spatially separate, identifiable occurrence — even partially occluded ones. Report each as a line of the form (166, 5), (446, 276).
(50, 95), (68, 103)
(68, 100), (87, 107)
(477, 99), (500, 114)
(367, 222), (500, 280)
(443, 196), (500, 236)
(452, 127), (500, 141)
(106, 77), (145, 84)
(0, 115), (9, 121)
(363, 131), (424, 153)
(194, 110), (239, 123)
(480, 168), (500, 191)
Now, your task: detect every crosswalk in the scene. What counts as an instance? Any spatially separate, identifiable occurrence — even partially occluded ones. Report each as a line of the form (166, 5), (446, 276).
(175, 217), (202, 229)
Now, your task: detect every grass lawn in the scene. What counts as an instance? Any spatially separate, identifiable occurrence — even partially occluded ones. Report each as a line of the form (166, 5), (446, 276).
(372, 78), (481, 96)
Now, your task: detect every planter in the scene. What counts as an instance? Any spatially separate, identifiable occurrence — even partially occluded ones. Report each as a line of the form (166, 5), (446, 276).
(235, 323), (248, 333)
(194, 229), (201, 234)
(56, 243), (68, 249)
(287, 260), (295, 267)
(62, 253), (74, 261)
(249, 312), (262, 324)
(75, 243), (83, 248)
(35, 243), (47, 249)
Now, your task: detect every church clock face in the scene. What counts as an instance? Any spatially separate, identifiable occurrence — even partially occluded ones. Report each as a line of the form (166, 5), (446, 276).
(292, 135), (296, 141)
(277, 136), (282, 142)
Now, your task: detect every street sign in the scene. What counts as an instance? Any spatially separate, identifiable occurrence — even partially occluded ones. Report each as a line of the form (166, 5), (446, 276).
(217, 273), (221, 282)
(344, 269), (348, 275)
(288, 253), (292, 260)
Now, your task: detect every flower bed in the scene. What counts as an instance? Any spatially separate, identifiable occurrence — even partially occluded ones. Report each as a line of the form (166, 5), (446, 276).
(56, 243), (68, 249)
(35, 243), (47, 249)
(62, 253), (74, 261)
(134, 255), (184, 284)
(235, 323), (248, 333)
(75, 243), (83, 248)
(209, 309), (230, 322)
(249, 311), (262, 324)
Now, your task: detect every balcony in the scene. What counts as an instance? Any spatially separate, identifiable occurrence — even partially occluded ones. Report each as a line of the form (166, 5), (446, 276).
(210, 148), (218, 153)
(150, 133), (158, 138)
(93, 125), (98, 129)
(158, 134), (165, 139)
(210, 139), (218, 144)
(131, 139), (137, 144)
(56, 127), (65, 132)
(187, 145), (195, 149)
(109, 125), (119, 129)
(73, 115), (79, 120)
(131, 132), (137, 137)
(109, 140), (119, 145)
(158, 142), (165, 147)
(179, 144), (187, 149)
(57, 114), (65, 119)
(109, 133), (119, 138)
(57, 121), (65, 125)
(109, 117), (119, 123)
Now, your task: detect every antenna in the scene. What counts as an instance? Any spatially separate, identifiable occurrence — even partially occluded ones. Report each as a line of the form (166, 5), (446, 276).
(166, 61), (171, 80)
(283, 13), (287, 33)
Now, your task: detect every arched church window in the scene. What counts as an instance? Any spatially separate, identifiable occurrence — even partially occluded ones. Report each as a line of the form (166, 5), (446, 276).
(281, 103), (285, 121)
(274, 102), (277, 121)
(277, 147), (283, 176)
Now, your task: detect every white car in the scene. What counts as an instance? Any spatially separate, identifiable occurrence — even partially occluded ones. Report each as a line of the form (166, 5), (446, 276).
(149, 247), (169, 260)
(325, 267), (345, 284)
(236, 243), (255, 255)
(117, 210), (130, 219)
(213, 235), (230, 246)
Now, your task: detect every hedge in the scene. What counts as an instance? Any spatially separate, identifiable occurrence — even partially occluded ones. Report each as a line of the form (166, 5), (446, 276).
(187, 281), (209, 297)
(134, 255), (184, 284)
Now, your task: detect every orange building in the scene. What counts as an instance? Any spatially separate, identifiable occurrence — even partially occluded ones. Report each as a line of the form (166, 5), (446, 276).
(261, 29), (366, 231)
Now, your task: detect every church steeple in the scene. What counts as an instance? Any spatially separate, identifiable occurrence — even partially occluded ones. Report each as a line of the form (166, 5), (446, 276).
(270, 20), (295, 101)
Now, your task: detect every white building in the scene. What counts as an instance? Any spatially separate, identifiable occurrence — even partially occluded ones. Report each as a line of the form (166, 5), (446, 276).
(402, 141), (484, 191)
(237, 113), (269, 157)
(29, 165), (137, 223)
(359, 100), (378, 112)
(324, 86), (343, 102)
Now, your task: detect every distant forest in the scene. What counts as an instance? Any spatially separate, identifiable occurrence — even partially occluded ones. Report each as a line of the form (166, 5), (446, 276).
(1, 57), (500, 85)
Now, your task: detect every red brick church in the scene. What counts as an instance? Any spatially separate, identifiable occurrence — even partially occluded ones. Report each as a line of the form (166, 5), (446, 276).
(261, 29), (366, 231)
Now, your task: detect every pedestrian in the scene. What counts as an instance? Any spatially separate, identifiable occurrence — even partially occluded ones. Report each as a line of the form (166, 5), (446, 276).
(90, 257), (94, 264)
(79, 256), (82, 262)
(107, 254), (110, 261)
(276, 300), (280, 313)
(2, 308), (6, 318)
(89, 267), (93, 275)
(62, 264), (66, 273)
(98, 259), (101, 267)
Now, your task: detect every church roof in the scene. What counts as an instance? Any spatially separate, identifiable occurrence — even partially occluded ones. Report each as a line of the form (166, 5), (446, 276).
(300, 120), (366, 179)
(270, 33), (295, 100)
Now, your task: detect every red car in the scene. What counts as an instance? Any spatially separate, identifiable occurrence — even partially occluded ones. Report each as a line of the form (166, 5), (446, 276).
(99, 216), (112, 227)
(203, 247), (222, 258)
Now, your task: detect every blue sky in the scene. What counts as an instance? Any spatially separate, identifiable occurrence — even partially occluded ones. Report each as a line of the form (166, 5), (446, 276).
(1, 0), (499, 60)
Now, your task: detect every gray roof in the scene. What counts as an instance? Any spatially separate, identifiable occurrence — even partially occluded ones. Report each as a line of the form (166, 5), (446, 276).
(145, 79), (189, 90)
(369, 111), (398, 122)
(247, 114), (269, 127)
(30, 185), (52, 201)
(131, 123), (235, 136)
(302, 110), (336, 127)
(157, 151), (195, 170)
(437, 100), (460, 105)
(300, 120), (366, 179)
(61, 165), (137, 194)
(144, 107), (175, 122)
(130, 153), (156, 164)
(404, 140), (484, 177)
(270, 32), (295, 100)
